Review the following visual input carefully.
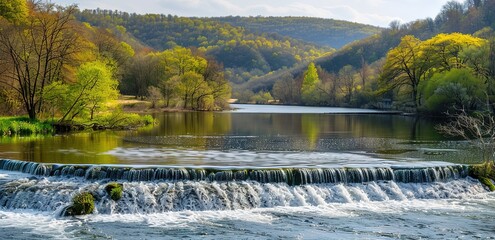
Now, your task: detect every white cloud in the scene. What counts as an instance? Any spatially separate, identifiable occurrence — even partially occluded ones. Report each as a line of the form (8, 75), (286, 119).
(50, 0), (460, 27)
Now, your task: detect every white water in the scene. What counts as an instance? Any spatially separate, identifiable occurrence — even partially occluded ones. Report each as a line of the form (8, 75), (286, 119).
(1, 197), (495, 239)
(1, 169), (495, 239)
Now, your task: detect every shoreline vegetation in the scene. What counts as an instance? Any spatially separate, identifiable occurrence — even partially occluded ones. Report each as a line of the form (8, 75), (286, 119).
(0, 113), (154, 137)
(0, 96), (156, 136)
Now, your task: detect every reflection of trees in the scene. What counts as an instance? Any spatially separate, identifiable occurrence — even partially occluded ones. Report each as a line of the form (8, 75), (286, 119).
(0, 132), (122, 164)
(301, 115), (320, 150)
(152, 112), (231, 136)
(143, 112), (232, 150)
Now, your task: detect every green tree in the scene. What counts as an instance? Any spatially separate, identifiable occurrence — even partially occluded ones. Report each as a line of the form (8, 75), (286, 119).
(178, 71), (208, 109)
(250, 90), (273, 104)
(421, 68), (485, 113)
(159, 75), (180, 107)
(301, 62), (320, 105)
(47, 61), (118, 121)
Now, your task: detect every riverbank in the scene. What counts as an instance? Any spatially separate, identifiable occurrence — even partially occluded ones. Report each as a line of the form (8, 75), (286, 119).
(0, 112), (154, 136)
(0, 117), (54, 136)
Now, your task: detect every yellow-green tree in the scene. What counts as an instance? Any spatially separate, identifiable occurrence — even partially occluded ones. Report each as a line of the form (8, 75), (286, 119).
(46, 61), (118, 121)
(178, 71), (208, 109)
(380, 33), (485, 109)
(380, 35), (431, 109)
(301, 62), (320, 105)
(422, 33), (486, 71)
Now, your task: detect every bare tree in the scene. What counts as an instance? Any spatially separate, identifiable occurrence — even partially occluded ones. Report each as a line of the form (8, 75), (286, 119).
(0, 4), (79, 120)
(437, 110), (495, 163)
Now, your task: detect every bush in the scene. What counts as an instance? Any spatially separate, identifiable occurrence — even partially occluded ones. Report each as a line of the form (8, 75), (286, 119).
(92, 110), (154, 129)
(421, 69), (484, 114)
(469, 162), (495, 191)
(105, 182), (123, 201)
(64, 192), (95, 216)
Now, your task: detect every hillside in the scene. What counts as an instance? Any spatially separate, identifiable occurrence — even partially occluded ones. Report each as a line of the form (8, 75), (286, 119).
(213, 16), (382, 49)
(75, 10), (336, 84)
(235, 0), (495, 108)
(317, 0), (495, 74)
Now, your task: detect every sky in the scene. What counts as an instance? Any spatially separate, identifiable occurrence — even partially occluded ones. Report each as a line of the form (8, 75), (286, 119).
(49, 0), (462, 27)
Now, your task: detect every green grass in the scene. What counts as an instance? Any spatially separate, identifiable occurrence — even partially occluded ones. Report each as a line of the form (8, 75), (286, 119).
(0, 117), (54, 136)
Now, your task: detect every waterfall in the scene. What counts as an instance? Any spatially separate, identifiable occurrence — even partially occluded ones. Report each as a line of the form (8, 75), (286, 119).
(0, 159), (469, 185)
(0, 176), (486, 214)
(0, 159), (486, 214)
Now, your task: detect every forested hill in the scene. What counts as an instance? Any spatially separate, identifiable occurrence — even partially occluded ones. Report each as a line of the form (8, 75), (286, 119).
(75, 10), (337, 84)
(316, 0), (495, 74)
(213, 16), (382, 49)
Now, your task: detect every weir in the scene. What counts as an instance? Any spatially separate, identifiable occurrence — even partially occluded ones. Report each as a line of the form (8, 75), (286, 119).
(0, 159), (468, 185)
(0, 159), (486, 214)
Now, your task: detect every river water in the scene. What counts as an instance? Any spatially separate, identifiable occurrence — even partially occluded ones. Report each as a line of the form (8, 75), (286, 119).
(0, 104), (494, 239)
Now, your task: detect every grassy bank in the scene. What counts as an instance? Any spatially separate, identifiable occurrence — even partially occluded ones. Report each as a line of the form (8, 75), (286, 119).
(0, 117), (54, 136)
(1, 112), (154, 136)
(53, 111), (155, 133)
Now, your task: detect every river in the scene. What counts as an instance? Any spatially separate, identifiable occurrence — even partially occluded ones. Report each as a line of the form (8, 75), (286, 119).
(0, 104), (494, 239)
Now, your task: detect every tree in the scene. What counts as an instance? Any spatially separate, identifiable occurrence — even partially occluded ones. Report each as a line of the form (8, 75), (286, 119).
(160, 47), (207, 77)
(0, 0), (28, 23)
(301, 62), (320, 105)
(121, 54), (162, 98)
(250, 90), (273, 104)
(178, 71), (207, 109)
(273, 72), (299, 104)
(337, 65), (356, 104)
(437, 110), (495, 163)
(461, 37), (495, 111)
(46, 61), (118, 121)
(422, 33), (485, 71)
(421, 68), (485, 113)
(380, 35), (431, 109)
(201, 58), (231, 109)
(0, 4), (79, 120)
(436, 1), (464, 33)
(159, 75), (180, 107)
(147, 86), (162, 109)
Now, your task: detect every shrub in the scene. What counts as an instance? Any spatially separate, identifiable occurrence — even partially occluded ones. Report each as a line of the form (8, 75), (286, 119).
(105, 182), (123, 201)
(64, 192), (95, 216)
(93, 110), (154, 129)
(469, 162), (495, 191)
(421, 69), (484, 114)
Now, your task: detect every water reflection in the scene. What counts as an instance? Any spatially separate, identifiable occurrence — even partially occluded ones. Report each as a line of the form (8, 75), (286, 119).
(0, 106), (474, 166)
(0, 132), (122, 164)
